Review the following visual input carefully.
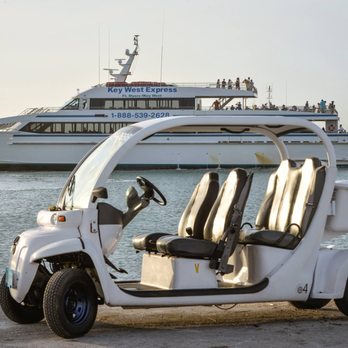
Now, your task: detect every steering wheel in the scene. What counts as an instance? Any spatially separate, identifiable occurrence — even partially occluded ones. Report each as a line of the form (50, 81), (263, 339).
(136, 176), (167, 206)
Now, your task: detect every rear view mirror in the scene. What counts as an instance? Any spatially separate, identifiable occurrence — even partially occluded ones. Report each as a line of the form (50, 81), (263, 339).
(92, 187), (108, 203)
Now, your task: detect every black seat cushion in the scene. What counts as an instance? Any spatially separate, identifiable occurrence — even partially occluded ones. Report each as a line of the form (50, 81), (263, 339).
(240, 230), (300, 249)
(132, 233), (171, 252)
(156, 235), (218, 259)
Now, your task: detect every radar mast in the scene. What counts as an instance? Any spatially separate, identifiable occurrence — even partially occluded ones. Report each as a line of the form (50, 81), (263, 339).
(104, 35), (139, 82)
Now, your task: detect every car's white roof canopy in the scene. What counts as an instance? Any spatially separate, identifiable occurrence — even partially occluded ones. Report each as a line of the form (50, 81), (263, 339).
(59, 116), (336, 209)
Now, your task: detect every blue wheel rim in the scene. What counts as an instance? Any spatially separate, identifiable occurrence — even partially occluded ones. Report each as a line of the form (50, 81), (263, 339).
(64, 285), (89, 324)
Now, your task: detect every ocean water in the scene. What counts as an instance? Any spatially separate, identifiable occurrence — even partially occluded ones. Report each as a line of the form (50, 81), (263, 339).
(1, 168), (348, 279)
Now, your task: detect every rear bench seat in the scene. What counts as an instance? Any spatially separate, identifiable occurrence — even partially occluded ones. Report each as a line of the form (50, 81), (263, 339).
(240, 158), (326, 249)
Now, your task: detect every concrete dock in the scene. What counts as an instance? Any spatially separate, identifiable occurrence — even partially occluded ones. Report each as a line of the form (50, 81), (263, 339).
(1, 301), (348, 347)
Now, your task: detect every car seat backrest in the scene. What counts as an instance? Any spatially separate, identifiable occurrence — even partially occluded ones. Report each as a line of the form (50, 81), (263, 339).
(255, 158), (325, 237)
(203, 169), (249, 243)
(177, 171), (219, 239)
(269, 163), (301, 232)
(289, 158), (326, 235)
(255, 159), (297, 230)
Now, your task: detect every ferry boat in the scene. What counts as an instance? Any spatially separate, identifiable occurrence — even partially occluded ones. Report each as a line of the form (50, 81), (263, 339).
(0, 35), (346, 169)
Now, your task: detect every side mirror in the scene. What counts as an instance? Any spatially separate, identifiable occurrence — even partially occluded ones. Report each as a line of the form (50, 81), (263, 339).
(92, 187), (108, 203)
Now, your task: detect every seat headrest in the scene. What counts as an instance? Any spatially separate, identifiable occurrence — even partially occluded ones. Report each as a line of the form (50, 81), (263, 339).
(201, 171), (219, 184)
(303, 157), (322, 168)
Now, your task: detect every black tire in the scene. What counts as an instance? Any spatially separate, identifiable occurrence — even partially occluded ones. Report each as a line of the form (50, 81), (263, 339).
(335, 280), (348, 316)
(0, 274), (44, 324)
(43, 269), (98, 338)
(289, 298), (330, 310)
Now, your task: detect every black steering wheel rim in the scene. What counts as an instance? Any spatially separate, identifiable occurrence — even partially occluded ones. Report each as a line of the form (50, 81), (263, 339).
(136, 176), (167, 206)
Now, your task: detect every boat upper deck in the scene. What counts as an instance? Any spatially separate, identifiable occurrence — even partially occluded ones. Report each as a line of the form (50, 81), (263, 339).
(78, 81), (257, 100)
(0, 35), (339, 128)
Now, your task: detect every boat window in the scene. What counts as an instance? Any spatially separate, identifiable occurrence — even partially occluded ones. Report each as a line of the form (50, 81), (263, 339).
(20, 122), (51, 133)
(53, 123), (63, 133)
(102, 123), (111, 134)
(19, 122), (134, 134)
(137, 100), (146, 108)
(113, 100), (124, 109)
(26, 121), (110, 134)
(64, 123), (73, 133)
(0, 122), (17, 131)
(90, 99), (105, 109)
(148, 100), (158, 109)
(105, 100), (114, 109)
(74, 123), (83, 133)
(62, 98), (80, 110)
(158, 99), (170, 108)
(125, 100), (136, 109)
(179, 98), (195, 109)
(89, 98), (195, 110)
(89, 123), (100, 133)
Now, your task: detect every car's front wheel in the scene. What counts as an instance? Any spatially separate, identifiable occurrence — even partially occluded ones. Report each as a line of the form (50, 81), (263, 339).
(43, 268), (98, 338)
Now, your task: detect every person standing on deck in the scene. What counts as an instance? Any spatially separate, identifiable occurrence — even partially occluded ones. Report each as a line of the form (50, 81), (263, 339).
(235, 77), (240, 90)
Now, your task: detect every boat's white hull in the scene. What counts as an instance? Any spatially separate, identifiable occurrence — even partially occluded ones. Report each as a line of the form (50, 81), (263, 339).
(1, 131), (348, 169)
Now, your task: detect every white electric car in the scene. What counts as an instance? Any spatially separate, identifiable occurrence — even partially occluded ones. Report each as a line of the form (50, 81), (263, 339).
(1, 115), (348, 339)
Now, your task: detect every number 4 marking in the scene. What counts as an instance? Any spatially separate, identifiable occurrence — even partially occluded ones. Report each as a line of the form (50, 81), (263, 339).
(297, 283), (309, 294)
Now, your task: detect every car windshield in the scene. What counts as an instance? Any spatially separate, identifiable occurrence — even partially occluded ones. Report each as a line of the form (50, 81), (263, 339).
(60, 125), (141, 209)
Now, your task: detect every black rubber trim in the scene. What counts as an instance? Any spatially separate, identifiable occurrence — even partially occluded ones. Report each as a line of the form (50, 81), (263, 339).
(117, 278), (269, 298)
(79, 237), (85, 249)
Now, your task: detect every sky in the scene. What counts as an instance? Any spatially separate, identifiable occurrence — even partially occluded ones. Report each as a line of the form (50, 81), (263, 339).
(0, 0), (347, 125)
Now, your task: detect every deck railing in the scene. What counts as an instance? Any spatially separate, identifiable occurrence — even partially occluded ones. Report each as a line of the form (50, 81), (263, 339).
(170, 81), (256, 92)
(204, 104), (337, 114)
(19, 107), (60, 115)
(17, 103), (337, 116)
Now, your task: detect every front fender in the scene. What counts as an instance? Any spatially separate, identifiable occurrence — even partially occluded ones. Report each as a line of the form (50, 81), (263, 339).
(10, 238), (84, 303)
(311, 248), (348, 298)
(8, 227), (80, 303)
(30, 238), (84, 262)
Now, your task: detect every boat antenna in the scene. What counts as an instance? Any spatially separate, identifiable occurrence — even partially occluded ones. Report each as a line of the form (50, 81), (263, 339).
(160, 11), (165, 84)
(98, 25), (101, 85)
(267, 85), (272, 106)
(108, 28), (111, 79)
(104, 35), (139, 82)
